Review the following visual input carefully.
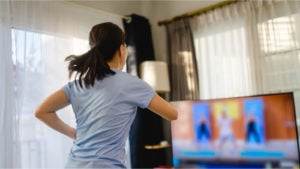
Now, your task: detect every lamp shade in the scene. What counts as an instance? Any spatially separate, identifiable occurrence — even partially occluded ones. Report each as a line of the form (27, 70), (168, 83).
(140, 61), (170, 93)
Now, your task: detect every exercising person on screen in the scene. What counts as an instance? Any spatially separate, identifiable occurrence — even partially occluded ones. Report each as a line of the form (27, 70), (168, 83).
(216, 109), (237, 155)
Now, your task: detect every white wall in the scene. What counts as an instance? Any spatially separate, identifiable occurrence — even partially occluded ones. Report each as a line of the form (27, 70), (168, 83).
(68, 0), (222, 61)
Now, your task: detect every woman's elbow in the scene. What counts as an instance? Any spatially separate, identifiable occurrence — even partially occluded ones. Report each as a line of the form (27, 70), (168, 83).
(35, 111), (41, 119)
(34, 108), (44, 120)
(169, 110), (178, 121)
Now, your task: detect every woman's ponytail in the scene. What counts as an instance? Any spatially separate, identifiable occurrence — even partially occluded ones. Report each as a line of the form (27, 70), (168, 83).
(65, 22), (124, 88)
(65, 46), (115, 88)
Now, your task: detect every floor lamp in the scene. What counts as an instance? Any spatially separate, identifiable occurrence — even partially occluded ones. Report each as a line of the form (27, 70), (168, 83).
(140, 61), (170, 94)
(139, 61), (173, 168)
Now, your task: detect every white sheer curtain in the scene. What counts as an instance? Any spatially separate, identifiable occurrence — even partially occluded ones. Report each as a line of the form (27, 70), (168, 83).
(191, 0), (300, 99)
(191, 1), (256, 99)
(0, 2), (20, 168)
(1, 1), (123, 168)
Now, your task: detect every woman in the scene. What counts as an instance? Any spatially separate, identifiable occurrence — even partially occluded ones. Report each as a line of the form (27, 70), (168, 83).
(35, 22), (178, 168)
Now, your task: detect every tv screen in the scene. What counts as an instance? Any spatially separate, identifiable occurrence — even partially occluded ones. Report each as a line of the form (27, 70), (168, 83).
(170, 92), (299, 168)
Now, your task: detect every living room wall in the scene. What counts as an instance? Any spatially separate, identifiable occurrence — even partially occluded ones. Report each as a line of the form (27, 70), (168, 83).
(69, 1), (222, 61)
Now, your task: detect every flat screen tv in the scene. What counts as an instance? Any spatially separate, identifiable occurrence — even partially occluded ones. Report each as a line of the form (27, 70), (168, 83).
(170, 92), (299, 168)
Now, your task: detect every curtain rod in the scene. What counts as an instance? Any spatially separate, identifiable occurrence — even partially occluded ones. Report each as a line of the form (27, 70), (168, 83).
(157, 0), (238, 26)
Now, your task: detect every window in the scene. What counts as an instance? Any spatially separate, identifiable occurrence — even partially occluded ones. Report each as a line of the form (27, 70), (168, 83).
(12, 29), (88, 168)
(258, 14), (300, 92)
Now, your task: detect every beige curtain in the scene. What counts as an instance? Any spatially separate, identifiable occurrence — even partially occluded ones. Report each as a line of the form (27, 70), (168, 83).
(165, 18), (199, 101)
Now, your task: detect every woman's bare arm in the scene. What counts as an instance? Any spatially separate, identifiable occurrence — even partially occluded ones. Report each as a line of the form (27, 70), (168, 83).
(35, 89), (76, 140)
(147, 93), (178, 121)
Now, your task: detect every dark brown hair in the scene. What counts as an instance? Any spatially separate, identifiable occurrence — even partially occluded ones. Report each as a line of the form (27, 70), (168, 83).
(65, 22), (125, 88)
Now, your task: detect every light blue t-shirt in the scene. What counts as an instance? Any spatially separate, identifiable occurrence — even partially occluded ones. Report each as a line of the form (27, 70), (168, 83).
(63, 68), (155, 168)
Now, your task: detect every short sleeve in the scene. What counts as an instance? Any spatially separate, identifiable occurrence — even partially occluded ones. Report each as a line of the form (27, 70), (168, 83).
(127, 77), (155, 109)
(62, 82), (72, 102)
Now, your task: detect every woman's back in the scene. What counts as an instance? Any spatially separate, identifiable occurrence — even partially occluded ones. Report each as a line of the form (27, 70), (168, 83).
(64, 68), (155, 168)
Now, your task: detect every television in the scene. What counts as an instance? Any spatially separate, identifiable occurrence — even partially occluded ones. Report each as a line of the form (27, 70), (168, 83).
(170, 92), (299, 168)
